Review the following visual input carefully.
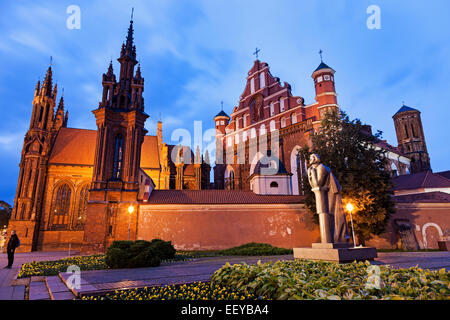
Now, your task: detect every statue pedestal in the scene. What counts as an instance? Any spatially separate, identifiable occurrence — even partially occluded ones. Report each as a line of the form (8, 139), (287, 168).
(293, 243), (377, 263)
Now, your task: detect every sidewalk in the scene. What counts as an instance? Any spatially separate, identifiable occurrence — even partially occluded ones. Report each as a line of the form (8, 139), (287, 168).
(0, 251), (76, 300)
(1, 250), (449, 300)
(59, 251), (450, 298)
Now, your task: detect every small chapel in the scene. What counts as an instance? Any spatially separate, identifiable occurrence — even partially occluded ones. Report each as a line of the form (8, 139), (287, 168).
(6, 17), (449, 253)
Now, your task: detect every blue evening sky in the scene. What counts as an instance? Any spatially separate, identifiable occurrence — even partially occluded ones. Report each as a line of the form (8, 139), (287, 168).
(0, 0), (449, 204)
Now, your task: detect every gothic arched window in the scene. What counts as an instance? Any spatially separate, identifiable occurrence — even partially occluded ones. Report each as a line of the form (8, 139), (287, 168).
(229, 170), (235, 190)
(113, 134), (124, 180)
(52, 183), (72, 229)
(74, 184), (89, 229)
(259, 72), (265, 88)
(291, 113), (297, 124)
(270, 120), (276, 132)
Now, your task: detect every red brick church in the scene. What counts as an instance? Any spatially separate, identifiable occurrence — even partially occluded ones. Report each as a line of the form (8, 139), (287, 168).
(6, 18), (449, 253)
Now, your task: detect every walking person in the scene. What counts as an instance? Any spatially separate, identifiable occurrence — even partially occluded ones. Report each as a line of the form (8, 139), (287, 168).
(4, 230), (20, 269)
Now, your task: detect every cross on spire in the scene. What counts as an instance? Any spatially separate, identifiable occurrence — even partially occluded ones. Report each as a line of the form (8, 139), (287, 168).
(253, 47), (261, 60)
(319, 49), (323, 62)
(49, 56), (53, 67)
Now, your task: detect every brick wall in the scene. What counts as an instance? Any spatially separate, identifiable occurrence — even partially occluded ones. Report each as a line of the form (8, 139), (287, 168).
(366, 202), (450, 249)
(137, 203), (320, 250)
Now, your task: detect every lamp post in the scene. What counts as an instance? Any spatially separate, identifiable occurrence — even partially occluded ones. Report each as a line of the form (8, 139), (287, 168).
(128, 205), (134, 241)
(346, 203), (357, 248)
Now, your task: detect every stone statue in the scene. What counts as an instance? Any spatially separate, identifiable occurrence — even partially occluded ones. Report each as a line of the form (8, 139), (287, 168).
(307, 154), (350, 244)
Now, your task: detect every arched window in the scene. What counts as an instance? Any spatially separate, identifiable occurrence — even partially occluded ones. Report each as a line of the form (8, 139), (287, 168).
(113, 134), (124, 180)
(243, 115), (247, 127)
(235, 134), (240, 144)
(291, 113), (297, 124)
(236, 117), (240, 130)
(227, 136), (233, 147)
(260, 124), (266, 136)
(391, 163), (398, 177)
(270, 181), (278, 188)
(74, 185), (89, 229)
(250, 78), (255, 93)
(279, 98), (285, 112)
(51, 183), (72, 229)
(270, 102), (275, 116)
(243, 131), (248, 142)
(281, 117), (287, 128)
(270, 120), (276, 132)
(259, 72), (265, 88)
(250, 128), (257, 139)
(229, 170), (235, 190)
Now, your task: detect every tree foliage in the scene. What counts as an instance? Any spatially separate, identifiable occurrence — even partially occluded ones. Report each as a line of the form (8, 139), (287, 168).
(299, 111), (395, 243)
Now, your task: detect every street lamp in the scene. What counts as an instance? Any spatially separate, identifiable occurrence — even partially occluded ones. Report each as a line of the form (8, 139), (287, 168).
(128, 205), (134, 241)
(346, 202), (357, 248)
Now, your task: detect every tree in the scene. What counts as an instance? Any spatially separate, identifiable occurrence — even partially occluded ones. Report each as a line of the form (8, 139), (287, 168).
(299, 110), (395, 244)
(0, 201), (12, 229)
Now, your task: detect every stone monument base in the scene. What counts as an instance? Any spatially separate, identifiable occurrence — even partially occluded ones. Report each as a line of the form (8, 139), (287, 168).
(293, 243), (377, 263)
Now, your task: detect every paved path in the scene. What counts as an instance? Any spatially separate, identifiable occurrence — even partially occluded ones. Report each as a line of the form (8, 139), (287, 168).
(1, 251), (449, 299)
(374, 251), (450, 270)
(0, 251), (76, 300)
(59, 251), (450, 298)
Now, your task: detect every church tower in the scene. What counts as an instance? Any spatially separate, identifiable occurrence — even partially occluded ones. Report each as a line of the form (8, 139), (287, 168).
(8, 66), (60, 252)
(393, 104), (431, 173)
(311, 57), (339, 125)
(83, 17), (149, 253)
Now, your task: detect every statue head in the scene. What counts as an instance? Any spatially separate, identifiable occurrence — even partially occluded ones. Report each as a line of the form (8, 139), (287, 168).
(309, 153), (321, 165)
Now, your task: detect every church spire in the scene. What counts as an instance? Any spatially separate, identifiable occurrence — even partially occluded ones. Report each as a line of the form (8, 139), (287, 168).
(41, 65), (53, 97)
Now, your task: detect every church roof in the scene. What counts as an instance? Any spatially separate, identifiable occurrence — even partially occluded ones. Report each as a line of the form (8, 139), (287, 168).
(253, 156), (289, 176)
(146, 190), (305, 204)
(214, 110), (230, 119)
(394, 105), (419, 115)
(314, 61), (333, 72)
(48, 127), (161, 169)
(393, 171), (450, 191)
(394, 191), (450, 203)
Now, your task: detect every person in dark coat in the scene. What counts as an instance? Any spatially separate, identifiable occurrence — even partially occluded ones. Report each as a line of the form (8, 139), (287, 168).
(5, 230), (19, 269)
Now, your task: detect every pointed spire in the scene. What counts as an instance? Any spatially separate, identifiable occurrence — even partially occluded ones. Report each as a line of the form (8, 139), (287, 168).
(125, 9), (135, 52)
(34, 79), (41, 97)
(57, 95), (64, 111)
(135, 63), (142, 80)
(195, 146), (201, 164)
(41, 65), (53, 97)
(52, 82), (58, 98)
(107, 60), (114, 76)
(204, 149), (210, 165)
(64, 110), (69, 127)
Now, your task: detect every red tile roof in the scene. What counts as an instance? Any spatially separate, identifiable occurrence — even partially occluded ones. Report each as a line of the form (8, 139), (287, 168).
(394, 192), (450, 203)
(436, 170), (450, 180)
(48, 127), (160, 169)
(393, 171), (450, 190)
(146, 190), (305, 204)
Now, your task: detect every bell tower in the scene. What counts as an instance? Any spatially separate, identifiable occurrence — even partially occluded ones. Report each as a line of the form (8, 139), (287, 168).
(8, 65), (59, 252)
(83, 16), (149, 253)
(393, 104), (431, 173)
(311, 51), (339, 129)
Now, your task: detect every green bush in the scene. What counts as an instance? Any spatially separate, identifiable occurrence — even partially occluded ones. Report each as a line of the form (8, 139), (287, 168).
(105, 239), (175, 269)
(211, 259), (450, 300)
(149, 239), (176, 260)
(218, 243), (292, 256)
